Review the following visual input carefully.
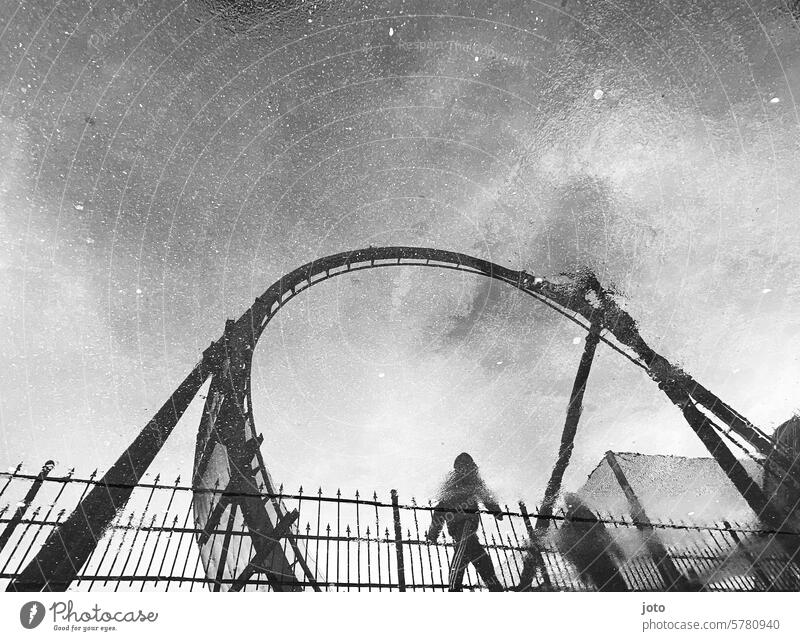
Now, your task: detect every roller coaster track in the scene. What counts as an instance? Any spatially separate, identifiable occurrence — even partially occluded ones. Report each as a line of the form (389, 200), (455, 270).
(7, 246), (799, 591)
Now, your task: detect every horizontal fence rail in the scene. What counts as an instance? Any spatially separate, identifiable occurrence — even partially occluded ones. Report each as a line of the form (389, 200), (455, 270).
(1, 463), (799, 592)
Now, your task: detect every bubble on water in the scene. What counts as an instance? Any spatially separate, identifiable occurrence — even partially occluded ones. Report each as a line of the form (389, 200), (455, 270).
(593, 88), (604, 100)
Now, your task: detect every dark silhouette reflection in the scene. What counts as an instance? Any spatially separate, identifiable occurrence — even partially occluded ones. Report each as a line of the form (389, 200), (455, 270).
(555, 493), (628, 591)
(426, 453), (504, 591)
(684, 567), (704, 591)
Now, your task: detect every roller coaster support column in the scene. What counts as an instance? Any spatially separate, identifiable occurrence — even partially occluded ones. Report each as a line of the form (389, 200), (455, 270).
(605, 451), (685, 590)
(517, 323), (601, 590)
(6, 344), (218, 592)
(536, 323), (602, 526)
(658, 379), (800, 574)
(537, 272), (799, 566)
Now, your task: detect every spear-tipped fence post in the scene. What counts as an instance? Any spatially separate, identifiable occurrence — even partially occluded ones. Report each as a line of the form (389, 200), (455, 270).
(13, 466), (73, 582)
(517, 500), (551, 590)
(355, 489), (361, 592)
(314, 488), (323, 584)
(138, 514), (162, 590)
(0, 460), (55, 556)
(277, 483), (289, 560)
(163, 514), (184, 592)
(384, 527), (393, 590)
(411, 497), (431, 591)
(336, 488), (341, 592)
(489, 533), (508, 587)
(303, 521), (312, 589)
(429, 500), (445, 590)
(406, 528), (416, 589)
(505, 504), (524, 577)
(723, 519), (771, 591)
(0, 506), (42, 577)
(506, 533), (522, 579)
(439, 530), (452, 591)
(373, 491), (382, 590)
(325, 524), (331, 591)
(0, 463), (24, 500)
(390, 489), (406, 591)
(296, 486), (304, 552)
(365, 525), (372, 591)
(174, 494), (197, 590)
(345, 524), (351, 592)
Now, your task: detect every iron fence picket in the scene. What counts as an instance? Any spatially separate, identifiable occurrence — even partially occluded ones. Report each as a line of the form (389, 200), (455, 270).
(705, 524), (746, 590)
(336, 489), (341, 592)
(296, 485), (304, 569)
(106, 513), (136, 589)
(384, 527), (393, 591)
(0, 464), (23, 500)
(0, 506), (41, 577)
(416, 496), (433, 592)
(684, 522), (733, 590)
(314, 488), (322, 584)
(365, 525), (372, 591)
(187, 532), (205, 592)
(137, 514), (162, 591)
(167, 494), (196, 590)
(412, 499), (434, 591)
(431, 528), (446, 591)
(355, 490), (362, 592)
(11, 507), (60, 581)
(373, 493), (382, 591)
(120, 481), (159, 589)
(12, 467), (74, 579)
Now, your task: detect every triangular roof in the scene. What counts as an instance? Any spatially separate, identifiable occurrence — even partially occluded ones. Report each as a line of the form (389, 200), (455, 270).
(576, 452), (763, 525)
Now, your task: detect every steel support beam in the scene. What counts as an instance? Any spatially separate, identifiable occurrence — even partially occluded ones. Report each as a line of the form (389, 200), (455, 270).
(536, 325), (601, 527)
(605, 451), (686, 590)
(7, 362), (211, 592)
(515, 325), (601, 590)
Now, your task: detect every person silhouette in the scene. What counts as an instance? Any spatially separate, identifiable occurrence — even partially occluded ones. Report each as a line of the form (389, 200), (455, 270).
(555, 492), (628, 591)
(426, 453), (505, 591)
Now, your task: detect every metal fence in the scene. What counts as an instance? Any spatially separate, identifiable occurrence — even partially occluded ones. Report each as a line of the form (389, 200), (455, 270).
(1, 462), (799, 591)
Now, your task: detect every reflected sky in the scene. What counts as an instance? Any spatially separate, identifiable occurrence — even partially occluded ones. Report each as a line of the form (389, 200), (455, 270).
(1, 0), (800, 505)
